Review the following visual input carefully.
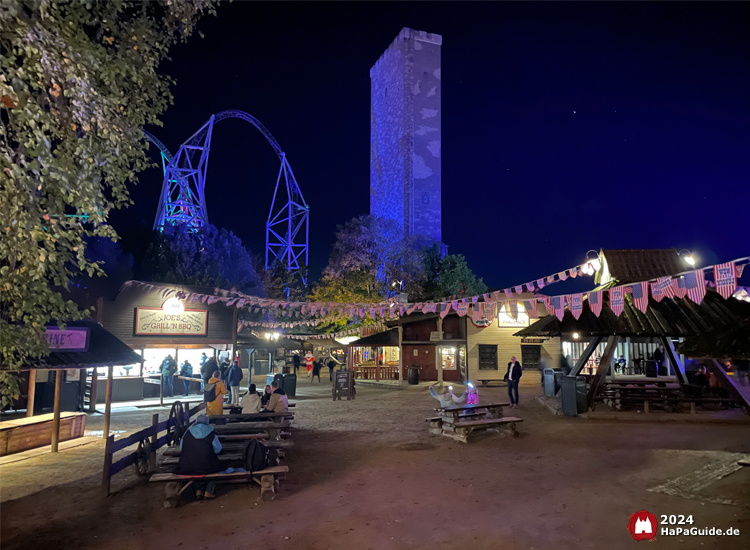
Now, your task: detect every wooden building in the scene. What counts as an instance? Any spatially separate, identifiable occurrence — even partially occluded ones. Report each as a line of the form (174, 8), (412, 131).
(99, 281), (238, 401)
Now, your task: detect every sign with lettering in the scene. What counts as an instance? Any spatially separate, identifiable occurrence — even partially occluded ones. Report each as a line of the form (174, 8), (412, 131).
(333, 370), (355, 401)
(44, 327), (89, 352)
(135, 308), (208, 336)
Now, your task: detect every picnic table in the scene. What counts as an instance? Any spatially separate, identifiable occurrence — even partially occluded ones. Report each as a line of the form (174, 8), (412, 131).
(209, 411), (293, 423)
(427, 402), (521, 443)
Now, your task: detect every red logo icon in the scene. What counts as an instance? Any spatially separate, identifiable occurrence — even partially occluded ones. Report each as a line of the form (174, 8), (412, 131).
(627, 510), (658, 541)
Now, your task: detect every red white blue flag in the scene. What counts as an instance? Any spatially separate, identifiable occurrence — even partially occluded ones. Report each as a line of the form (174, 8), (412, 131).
(508, 300), (519, 320)
(536, 278), (546, 289)
(504, 289), (512, 298)
(672, 277), (687, 299)
(440, 302), (452, 318)
(523, 299), (538, 319)
(472, 302), (485, 322)
(714, 262), (737, 299)
(684, 269), (706, 304)
(559, 271), (569, 281)
(515, 285), (524, 294)
(485, 302), (497, 322)
(570, 293), (583, 320)
(526, 282), (535, 293)
(547, 275), (555, 284)
(651, 281), (664, 302)
(631, 281), (649, 313)
(587, 291), (603, 317)
(658, 276), (675, 299)
(609, 286), (625, 317)
(551, 296), (565, 321)
(544, 296), (554, 315)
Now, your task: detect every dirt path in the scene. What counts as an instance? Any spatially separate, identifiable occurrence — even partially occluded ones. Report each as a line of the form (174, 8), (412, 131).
(2, 385), (749, 550)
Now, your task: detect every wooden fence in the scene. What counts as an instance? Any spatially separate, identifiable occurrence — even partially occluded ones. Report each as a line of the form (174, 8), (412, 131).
(102, 401), (205, 496)
(355, 366), (399, 381)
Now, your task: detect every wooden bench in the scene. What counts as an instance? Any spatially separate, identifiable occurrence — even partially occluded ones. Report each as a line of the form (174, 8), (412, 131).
(163, 439), (294, 458)
(150, 466), (289, 507)
(437, 402), (509, 423)
(212, 421), (291, 439)
(218, 431), (292, 441)
(210, 411), (293, 423)
(161, 448), (286, 466)
(441, 417), (523, 443)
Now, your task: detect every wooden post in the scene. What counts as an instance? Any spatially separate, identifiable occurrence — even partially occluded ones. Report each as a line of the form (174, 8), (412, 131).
(661, 337), (687, 385)
(586, 336), (619, 410)
(102, 433), (115, 497)
(89, 368), (98, 413)
(569, 336), (603, 377)
(159, 371), (164, 407)
(437, 318), (444, 384)
(50, 370), (63, 452)
(397, 325), (404, 382)
(103, 365), (114, 440)
(150, 413), (159, 471)
(376, 347), (381, 381)
(26, 369), (37, 418)
(232, 305), (239, 361)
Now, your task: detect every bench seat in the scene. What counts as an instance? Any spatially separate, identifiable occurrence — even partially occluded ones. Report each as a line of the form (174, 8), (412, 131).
(441, 417), (523, 443)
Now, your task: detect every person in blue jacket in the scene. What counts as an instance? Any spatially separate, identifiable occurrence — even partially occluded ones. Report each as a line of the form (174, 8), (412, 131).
(226, 360), (244, 405)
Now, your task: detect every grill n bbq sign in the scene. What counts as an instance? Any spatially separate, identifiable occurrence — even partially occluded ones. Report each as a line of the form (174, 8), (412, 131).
(135, 307), (208, 336)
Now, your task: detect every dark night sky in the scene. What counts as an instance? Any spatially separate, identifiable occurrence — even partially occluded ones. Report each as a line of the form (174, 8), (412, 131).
(111, 1), (750, 290)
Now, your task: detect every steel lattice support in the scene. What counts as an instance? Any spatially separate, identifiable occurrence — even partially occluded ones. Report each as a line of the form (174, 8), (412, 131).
(147, 110), (309, 281)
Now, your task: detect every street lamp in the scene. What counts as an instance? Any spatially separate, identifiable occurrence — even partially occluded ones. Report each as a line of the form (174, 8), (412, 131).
(678, 249), (696, 266)
(581, 250), (601, 276)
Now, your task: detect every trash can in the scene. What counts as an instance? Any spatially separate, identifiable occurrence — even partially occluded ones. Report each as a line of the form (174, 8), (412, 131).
(561, 375), (588, 416)
(281, 373), (297, 398)
(543, 368), (556, 396)
(408, 366), (420, 385)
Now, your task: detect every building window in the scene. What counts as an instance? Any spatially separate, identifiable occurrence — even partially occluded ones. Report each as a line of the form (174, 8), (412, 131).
(521, 345), (541, 373)
(478, 345), (498, 370)
(440, 346), (457, 370)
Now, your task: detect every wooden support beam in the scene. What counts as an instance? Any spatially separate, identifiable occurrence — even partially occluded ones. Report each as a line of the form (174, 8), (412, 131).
(587, 335), (619, 411)
(89, 368), (98, 413)
(103, 365), (113, 440)
(706, 359), (750, 414)
(102, 433), (114, 497)
(50, 370), (63, 452)
(150, 413), (159, 471)
(26, 369), (37, 418)
(661, 337), (687, 385)
(397, 325), (404, 382)
(570, 336), (603, 377)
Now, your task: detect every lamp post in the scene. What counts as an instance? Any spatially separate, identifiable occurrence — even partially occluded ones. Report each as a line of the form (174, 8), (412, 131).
(678, 249), (697, 267)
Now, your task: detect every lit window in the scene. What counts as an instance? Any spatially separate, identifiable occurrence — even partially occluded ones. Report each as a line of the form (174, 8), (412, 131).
(497, 303), (530, 327)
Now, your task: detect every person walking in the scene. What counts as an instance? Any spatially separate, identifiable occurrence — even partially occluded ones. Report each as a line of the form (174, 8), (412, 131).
(504, 356), (523, 408)
(304, 351), (314, 377)
(227, 360), (244, 405)
(653, 344), (666, 376)
(160, 354), (177, 398)
(219, 357), (231, 384)
(326, 355), (339, 383)
(179, 359), (193, 396)
(292, 353), (301, 375)
(311, 360), (322, 383)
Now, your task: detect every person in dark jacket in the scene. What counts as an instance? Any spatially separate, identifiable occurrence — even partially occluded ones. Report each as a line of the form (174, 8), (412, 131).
(503, 356), (523, 408)
(227, 360), (244, 405)
(219, 357), (231, 384)
(327, 356), (339, 382)
(175, 415), (223, 499)
(292, 353), (301, 375)
(160, 355), (177, 397)
(201, 357), (218, 385)
(311, 360), (322, 383)
(179, 360), (193, 396)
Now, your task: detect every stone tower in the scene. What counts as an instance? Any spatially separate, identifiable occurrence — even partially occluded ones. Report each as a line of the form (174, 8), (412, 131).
(370, 28), (445, 253)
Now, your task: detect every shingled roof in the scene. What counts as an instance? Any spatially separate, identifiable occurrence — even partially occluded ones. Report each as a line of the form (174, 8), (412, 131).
(514, 290), (750, 339)
(676, 321), (750, 360)
(596, 249), (684, 286)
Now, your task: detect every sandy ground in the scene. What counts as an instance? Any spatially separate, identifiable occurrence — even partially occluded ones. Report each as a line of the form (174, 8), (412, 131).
(2, 383), (750, 550)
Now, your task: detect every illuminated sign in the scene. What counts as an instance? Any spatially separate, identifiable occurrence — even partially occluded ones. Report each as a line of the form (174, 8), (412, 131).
(135, 308), (208, 336)
(44, 327), (90, 352)
(497, 303), (530, 328)
(162, 297), (185, 314)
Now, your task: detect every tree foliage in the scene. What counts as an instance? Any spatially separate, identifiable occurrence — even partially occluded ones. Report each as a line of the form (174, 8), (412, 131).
(311, 215), (424, 303)
(0, 0), (215, 406)
(141, 224), (264, 296)
(263, 258), (308, 301)
(419, 245), (488, 300)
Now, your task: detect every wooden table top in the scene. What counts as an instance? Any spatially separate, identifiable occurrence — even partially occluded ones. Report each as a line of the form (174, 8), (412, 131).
(438, 402), (510, 413)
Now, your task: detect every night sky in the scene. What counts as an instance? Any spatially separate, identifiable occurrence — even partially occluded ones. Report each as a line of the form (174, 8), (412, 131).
(111, 1), (750, 290)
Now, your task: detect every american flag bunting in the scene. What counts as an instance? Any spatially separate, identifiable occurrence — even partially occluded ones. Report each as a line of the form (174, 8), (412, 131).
(609, 286), (625, 317)
(587, 291), (603, 317)
(684, 270), (706, 304)
(631, 281), (649, 313)
(570, 293), (583, 319)
(714, 262), (737, 299)
(508, 300), (519, 320)
(672, 277), (687, 299)
(551, 296), (565, 321)
(651, 281), (664, 302)
(523, 300), (538, 318)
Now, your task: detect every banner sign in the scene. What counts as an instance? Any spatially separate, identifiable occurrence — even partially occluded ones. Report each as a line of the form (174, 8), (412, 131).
(135, 308), (208, 336)
(44, 327), (90, 352)
(714, 262), (737, 299)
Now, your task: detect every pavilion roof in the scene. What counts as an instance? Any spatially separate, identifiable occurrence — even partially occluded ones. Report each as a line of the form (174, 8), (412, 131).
(596, 249), (684, 286)
(676, 321), (750, 360)
(514, 290), (750, 339)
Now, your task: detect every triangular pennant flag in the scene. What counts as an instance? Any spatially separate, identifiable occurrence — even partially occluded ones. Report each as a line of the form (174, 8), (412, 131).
(440, 302), (452, 319)
(526, 282), (535, 293)
(683, 269), (706, 304)
(451, 300), (459, 312)
(514, 285), (524, 294)
(485, 302), (497, 322)
(570, 293), (583, 320)
(536, 278), (545, 289)
(714, 262), (737, 299)
(504, 289), (512, 298)
(457, 302), (470, 317)
(508, 300), (519, 320)
(547, 275), (555, 284)
(631, 282), (649, 313)
(737, 263), (745, 278)
(550, 296), (565, 321)
(472, 302), (485, 322)
(544, 296), (553, 315)
(651, 281), (664, 302)
(523, 300), (538, 319)
(609, 286), (625, 316)
(673, 277), (687, 299)
(587, 290), (602, 317)
(559, 271), (569, 281)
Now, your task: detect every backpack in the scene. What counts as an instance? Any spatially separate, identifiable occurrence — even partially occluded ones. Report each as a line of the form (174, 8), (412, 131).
(243, 440), (279, 473)
(203, 382), (217, 402)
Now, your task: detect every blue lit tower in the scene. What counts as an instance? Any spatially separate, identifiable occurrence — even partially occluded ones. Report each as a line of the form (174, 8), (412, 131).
(370, 28), (446, 253)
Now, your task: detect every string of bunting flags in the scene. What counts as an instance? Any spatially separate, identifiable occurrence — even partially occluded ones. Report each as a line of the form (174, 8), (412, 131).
(123, 255), (747, 325)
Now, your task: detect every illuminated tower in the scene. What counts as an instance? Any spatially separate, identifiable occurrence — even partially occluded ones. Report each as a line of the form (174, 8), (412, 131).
(370, 28), (445, 253)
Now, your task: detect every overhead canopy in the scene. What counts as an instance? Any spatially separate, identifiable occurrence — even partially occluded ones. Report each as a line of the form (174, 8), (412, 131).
(596, 248), (684, 286)
(12, 319), (143, 371)
(514, 291), (750, 339)
(677, 321), (750, 360)
(347, 329), (400, 347)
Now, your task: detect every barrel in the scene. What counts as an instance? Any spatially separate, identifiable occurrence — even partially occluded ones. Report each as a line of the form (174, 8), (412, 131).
(407, 366), (420, 385)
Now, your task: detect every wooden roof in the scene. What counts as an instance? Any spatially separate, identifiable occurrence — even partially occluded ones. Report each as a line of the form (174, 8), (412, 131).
(514, 291), (750, 339)
(676, 321), (750, 360)
(596, 249), (684, 285)
(347, 329), (400, 347)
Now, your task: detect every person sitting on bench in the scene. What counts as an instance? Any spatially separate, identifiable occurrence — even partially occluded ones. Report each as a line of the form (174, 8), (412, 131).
(429, 384), (467, 409)
(240, 383), (261, 414)
(264, 380), (289, 413)
(175, 415), (223, 500)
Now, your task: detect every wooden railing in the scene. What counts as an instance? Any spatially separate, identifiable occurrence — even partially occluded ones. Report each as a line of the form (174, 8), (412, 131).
(102, 400), (205, 496)
(355, 366), (399, 381)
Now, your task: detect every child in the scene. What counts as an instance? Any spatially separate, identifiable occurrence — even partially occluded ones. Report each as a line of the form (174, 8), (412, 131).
(466, 382), (479, 405)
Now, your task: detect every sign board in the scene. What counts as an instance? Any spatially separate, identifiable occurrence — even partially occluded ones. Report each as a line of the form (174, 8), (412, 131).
(429, 331), (444, 342)
(44, 327), (90, 352)
(333, 370), (355, 401)
(135, 308), (208, 336)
